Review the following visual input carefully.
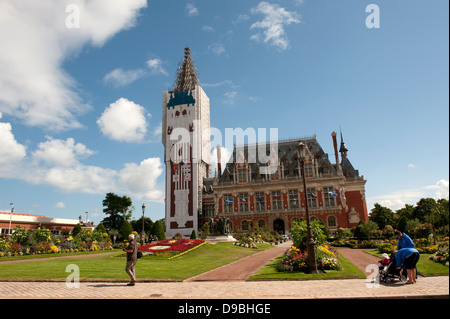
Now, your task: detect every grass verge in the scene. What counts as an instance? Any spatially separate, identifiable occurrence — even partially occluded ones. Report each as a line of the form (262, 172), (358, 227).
(247, 253), (366, 281)
(0, 242), (273, 281)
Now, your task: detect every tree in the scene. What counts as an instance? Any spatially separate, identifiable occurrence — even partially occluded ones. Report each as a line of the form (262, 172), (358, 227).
(426, 199), (450, 243)
(101, 193), (133, 231)
(354, 221), (379, 240)
(119, 220), (133, 241)
(151, 220), (166, 240)
(72, 223), (82, 237)
(396, 204), (415, 220)
(95, 223), (106, 234)
(413, 198), (436, 223)
(369, 203), (394, 229)
(132, 217), (154, 236)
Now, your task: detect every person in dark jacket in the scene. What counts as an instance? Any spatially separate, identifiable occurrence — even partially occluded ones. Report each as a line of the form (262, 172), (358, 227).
(123, 234), (138, 286)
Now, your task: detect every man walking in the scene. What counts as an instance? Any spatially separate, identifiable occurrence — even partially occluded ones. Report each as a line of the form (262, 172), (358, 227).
(123, 233), (138, 286)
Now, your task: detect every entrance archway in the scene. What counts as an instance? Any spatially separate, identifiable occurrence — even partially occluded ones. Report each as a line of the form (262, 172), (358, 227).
(273, 218), (285, 234)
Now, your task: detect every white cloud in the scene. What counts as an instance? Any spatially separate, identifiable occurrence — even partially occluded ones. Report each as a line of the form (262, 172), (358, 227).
(233, 14), (250, 25)
(0, 122), (27, 168)
(146, 58), (168, 76)
(223, 91), (238, 105)
(32, 136), (95, 167)
(0, 0), (147, 131)
(202, 25), (215, 32)
(118, 158), (164, 201)
(97, 98), (148, 143)
(425, 179), (449, 200)
(103, 68), (147, 87)
(185, 3), (199, 17)
(407, 163), (416, 168)
(367, 179), (450, 211)
(54, 202), (66, 209)
(250, 2), (301, 50)
(208, 42), (226, 56)
(0, 119), (164, 202)
(103, 57), (167, 87)
(203, 80), (237, 88)
(152, 122), (162, 137)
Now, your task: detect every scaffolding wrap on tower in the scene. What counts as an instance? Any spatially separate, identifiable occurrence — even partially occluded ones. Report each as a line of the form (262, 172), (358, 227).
(172, 47), (201, 93)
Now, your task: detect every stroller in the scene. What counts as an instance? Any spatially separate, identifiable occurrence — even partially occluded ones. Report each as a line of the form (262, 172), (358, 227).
(379, 253), (407, 284)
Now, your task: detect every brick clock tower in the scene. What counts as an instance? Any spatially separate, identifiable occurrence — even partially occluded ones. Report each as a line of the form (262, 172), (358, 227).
(162, 48), (211, 238)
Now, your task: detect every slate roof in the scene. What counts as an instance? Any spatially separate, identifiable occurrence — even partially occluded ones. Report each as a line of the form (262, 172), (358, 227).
(216, 137), (354, 183)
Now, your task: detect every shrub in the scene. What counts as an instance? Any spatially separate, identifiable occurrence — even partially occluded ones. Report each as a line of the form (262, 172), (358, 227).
(377, 242), (396, 254)
(151, 221), (166, 240)
(119, 221), (133, 240)
(290, 220), (326, 251)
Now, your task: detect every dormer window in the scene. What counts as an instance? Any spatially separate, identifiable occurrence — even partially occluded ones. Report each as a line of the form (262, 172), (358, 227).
(238, 168), (247, 183)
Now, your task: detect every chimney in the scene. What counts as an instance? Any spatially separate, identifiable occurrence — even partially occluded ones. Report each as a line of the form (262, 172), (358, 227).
(331, 131), (339, 165)
(216, 145), (222, 177)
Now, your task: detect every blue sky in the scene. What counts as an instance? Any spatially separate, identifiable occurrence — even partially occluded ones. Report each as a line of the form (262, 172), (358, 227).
(0, 0), (448, 225)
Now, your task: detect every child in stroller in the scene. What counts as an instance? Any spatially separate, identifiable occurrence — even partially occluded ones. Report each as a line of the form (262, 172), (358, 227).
(379, 252), (407, 283)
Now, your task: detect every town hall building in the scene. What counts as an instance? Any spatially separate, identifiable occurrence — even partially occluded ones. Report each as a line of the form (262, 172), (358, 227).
(162, 48), (368, 237)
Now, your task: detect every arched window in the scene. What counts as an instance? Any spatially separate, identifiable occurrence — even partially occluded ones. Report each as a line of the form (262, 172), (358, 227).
(327, 215), (337, 227)
(258, 219), (266, 229)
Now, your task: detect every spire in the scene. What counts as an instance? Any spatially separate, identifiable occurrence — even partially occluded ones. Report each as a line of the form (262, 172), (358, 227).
(339, 127), (348, 158)
(172, 47), (200, 93)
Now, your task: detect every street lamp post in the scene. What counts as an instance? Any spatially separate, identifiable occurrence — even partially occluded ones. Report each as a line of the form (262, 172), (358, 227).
(141, 204), (146, 245)
(8, 203), (14, 236)
(297, 142), (319, 274)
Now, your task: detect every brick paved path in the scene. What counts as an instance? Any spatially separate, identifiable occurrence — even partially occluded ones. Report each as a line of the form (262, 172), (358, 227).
(0, 276), (447, 299)
(336, 247), (383, 275)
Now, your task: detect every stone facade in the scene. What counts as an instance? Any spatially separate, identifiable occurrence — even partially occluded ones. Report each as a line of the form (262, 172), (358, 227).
(162, 86), (211, 238)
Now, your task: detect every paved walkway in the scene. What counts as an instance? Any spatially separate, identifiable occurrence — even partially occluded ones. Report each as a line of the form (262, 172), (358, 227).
(0, 242), (448, 299)
(0, 276), (447, 299)
(186, 241), (291, 281)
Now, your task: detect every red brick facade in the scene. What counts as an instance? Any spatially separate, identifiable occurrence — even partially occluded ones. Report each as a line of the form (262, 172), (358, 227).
(200, 135), (368, 234)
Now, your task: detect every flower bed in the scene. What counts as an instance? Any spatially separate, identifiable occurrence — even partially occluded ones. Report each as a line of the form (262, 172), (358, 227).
(428, 239), (449, 267)
(277, 244), (341, 273)
(139, 238), (205, 254)
(0, 226), (113, 258)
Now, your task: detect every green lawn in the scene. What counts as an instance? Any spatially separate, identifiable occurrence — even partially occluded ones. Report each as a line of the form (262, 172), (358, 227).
(364, 250), (449, 276)
(0, 242), (273, 281)
(248, 253), (366, 281)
